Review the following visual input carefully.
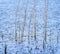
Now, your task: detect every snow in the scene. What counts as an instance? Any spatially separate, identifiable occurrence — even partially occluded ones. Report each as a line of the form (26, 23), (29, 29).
(0, 0), (60, 54)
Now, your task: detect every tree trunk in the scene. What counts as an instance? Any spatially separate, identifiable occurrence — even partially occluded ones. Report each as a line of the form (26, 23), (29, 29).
(33, 0), (36, 41)
(21, 0), (28, 42)
(15, 0), (20, 43)
(43, 0), (48, 50)
(4, 44), (7, 54)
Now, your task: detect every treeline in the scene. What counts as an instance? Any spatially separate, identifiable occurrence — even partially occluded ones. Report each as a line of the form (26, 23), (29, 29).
(0, 0), (59, 54)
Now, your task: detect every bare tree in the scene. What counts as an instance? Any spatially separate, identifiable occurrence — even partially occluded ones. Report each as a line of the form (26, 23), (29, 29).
(33, 0), (37, 41)
(4, 44), (7, 54)
(1, 34), (3, 40)
(28, 17), (31, 44)
(4, 39), (7, 54)
(49, 30), (52, 54)
(43, 0), (48, 50)
(15, 0), (20, 43)
(28, 8), (35, 44)
(21, 0), (28, 42)
(44, 0), (48, 42)
(57, 35), (58, 44)
(57, 31), (59, 44)
(0, 31), (3, 40)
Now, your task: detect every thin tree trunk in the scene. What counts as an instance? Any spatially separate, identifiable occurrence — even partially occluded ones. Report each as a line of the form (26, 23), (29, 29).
(28, 11), (34, 44)
(2, 34), (3, 40)
(21, 10), (26, 42)
(33, 0), (36, 41)
(28, 17), (31, 44)
(15, 0), (20, 43)
(44, 0), (48, 42)
(4, 43), (7, 54)
(49, 30), (52, 54)
(21, 0), (28, 42)
(43, 0), (48, 50)
(18, 23), (21, 44)
(57, 35), (58, 44)
(33, 0), (38, 50)
(43, 40), (45, 50)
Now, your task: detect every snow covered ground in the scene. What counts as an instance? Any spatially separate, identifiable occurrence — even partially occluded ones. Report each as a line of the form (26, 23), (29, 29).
(0, 35), (60, 54)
